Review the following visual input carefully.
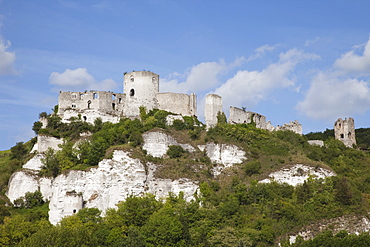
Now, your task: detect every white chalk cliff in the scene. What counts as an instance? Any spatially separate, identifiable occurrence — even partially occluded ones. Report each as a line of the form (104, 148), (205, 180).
(198, 142), (246, 176)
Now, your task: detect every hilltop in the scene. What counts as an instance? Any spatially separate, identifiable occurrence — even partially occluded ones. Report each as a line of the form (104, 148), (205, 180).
(1, 107), (370, 246)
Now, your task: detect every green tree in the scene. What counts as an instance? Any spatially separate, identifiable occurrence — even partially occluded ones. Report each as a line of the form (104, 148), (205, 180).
(40, 148), (60, 177)
(10, 142), (27, 160)
(167, 145), (186, 158)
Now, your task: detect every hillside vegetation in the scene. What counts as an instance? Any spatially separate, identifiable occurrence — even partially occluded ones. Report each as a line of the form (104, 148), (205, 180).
(1, 111), (370, 246)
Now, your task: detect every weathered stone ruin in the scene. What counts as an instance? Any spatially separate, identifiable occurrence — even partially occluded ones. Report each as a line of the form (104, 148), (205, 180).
(204, 94), (302, 135)
(204, 94), (223, 129)
(58, 71), (197, 124)
(334, 117), (356, 148)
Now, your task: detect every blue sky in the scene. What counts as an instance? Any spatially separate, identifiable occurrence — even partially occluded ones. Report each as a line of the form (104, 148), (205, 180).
(1, 0), (370, 150)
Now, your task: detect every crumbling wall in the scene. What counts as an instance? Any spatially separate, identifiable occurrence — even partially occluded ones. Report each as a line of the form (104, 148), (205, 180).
(275, 120), (302, 135)
(156, 92), (197, 117)
(228, 106), (269, 129)
(205, 94), (223, 129)
(31, 135), (64, 153)
(334, 117), (356, 148)
(58, 91), (125, 123)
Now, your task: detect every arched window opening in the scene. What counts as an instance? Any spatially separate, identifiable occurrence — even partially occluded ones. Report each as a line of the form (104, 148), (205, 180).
(130, 75), (134, 82)
(112, 94), (116, 100)
(87, 100), (91, 109)
(118, 98), (122, 103)
(112, 103), (116, 110)
(93, 93), (98, 99)
(83, 116), (87, 121)
(340, 134), (344, 138)
(73, 209), (76, 214)
(130, 89), (135, 96)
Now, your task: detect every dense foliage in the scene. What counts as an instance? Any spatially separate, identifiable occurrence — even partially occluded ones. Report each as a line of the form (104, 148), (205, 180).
(2, 115), (370, 245)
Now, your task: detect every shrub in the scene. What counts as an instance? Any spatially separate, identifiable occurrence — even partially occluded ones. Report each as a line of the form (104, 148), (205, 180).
(167, 145), (186, 158)
(243, 160), (261, 176)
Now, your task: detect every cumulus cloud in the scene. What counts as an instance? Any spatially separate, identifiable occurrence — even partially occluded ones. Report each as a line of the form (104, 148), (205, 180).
(297, 38), (370, 121)
(334, 39), (370, 74)
(49, 68), (117, 91)
(160, 60), (230, 93)
(0, 39), (17, 76)
(213, 49), (319, 109)
(296, 72), (370, 120)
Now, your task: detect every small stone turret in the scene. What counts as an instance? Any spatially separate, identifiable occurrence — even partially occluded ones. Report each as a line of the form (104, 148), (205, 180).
(334, 117), (356, 148)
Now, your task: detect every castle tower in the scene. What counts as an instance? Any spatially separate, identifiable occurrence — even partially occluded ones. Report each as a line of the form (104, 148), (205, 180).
(205, 94), (223, 129)
(123, 71), (159, 118)
(334, 117), (356, 148)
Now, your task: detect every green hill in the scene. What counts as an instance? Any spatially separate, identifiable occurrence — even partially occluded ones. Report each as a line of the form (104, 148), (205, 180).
(1, 111), (370, 246)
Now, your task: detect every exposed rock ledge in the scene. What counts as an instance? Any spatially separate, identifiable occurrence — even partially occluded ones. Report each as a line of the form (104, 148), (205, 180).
(6, 150), (198, 225)
(286, 215), (370, 244)
(142, 130), (196, 158)
(198, 142), (246, 176)
(260, 164), (336, 186)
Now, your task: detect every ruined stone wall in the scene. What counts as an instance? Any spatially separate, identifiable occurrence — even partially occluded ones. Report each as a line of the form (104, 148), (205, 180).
(334, 117), (356, 147)
(156, 92), (197, 117)
(58, 91), (125, 122)
(31, 135), (64, 153)
(228, 106), (268, 129)
(205, 94), (223, 129)
(275, 120), (302, 135)
(123, 71), (159, 118)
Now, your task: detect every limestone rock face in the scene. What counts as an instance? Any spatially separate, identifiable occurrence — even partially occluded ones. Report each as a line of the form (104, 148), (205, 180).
(6, 150), (198, 225)
(142, 131), (196, 158)
(259, 164), (336, 186)
(307, 140), (324, 147)
(198, 142), (246, 176)
(6, 170), (53, 203)
(22, 154), (45, 170)
(287, 215), (370, 244)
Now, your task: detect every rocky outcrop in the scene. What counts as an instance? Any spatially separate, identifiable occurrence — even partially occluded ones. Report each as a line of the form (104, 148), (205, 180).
(259, 164), (336, 186)
(286, 215), (370, 244)
(142, 130), (196, 157)
(6, 169), (53, 203)
(308, 140), (324, 147)
(6, 150), (198, 225)
(22, 154), (45, 170)
(198, 142), (246, 176)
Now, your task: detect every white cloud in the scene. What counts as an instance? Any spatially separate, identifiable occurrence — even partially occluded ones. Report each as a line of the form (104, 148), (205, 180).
(297, 38), (370, 121)
(246, 44), (279, 62)
(49, 68), (117, 91)
(213, 49), (319, 109)
(334, 38), (370, 74)
(160, 60), (230, 93)
(0, 39), (17, 76)
(305, 37), (321, 47)
(296, 72), (370, 120)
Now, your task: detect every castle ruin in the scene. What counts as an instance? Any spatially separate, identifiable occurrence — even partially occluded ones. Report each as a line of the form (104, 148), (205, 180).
(204, 94), (302, 135)
(334, 117), (356, 148)
(58, 71), (196, 124)
(57, 70), (303, 135)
